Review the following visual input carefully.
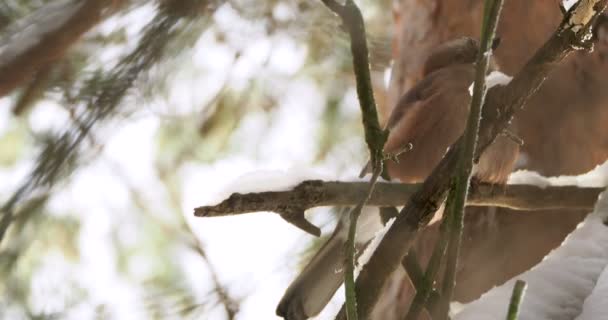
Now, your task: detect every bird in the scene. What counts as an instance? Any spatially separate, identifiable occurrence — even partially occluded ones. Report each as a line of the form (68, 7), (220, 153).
(276, 37), (520, 320)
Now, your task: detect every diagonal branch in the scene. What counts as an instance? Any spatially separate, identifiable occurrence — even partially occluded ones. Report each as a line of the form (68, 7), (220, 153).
(319, 1), (388, 318)
(404, 188), (455, 320)
(0, 0), (121, 98)
(438, 1), (504, 318)
(402, 248), (443, 319)
(320, 0), (387, 170)
(344, 169), (382, 320)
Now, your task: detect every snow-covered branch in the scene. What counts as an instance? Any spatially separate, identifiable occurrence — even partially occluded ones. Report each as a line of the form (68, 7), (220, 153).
(194, 179), (603, 235)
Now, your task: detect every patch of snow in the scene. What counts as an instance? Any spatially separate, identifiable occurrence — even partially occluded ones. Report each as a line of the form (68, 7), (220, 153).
(576, 264), (608, 319)
(509, 161), (608, 188)
(508, 170), (551, 188)
(468, 71), (512, 96)
(563, 0), (580, 11)
(207, 168), (335, 207)
(485, 71), (513, 89)
(355, 217), (395, 278)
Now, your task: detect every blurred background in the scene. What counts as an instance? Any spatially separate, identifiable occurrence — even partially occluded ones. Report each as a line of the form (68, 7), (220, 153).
(0, 0), (393, 319)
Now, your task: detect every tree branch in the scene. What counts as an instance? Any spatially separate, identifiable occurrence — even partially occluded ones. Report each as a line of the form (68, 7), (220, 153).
(0, 0), (121, 98)
(318, 1), (389, 317)
(194, 180), (603, 219)
(344, 169), (382, 320)
(506, 280), (527, 320)
(404, 189), (455, 320)
(402, 249), (442, 319)
(320, 0), (387, 169)
(438, 1), (504, 318)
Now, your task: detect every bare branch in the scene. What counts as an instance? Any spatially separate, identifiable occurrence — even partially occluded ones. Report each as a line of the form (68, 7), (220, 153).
(320, 0), (387, 170)
(343, 168), (383, 320)
(194, 180), (603, 218)
(405, 189), (456, 320)
(438, 1), (505, 317)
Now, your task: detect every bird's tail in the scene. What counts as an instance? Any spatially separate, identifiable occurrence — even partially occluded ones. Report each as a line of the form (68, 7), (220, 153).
(277, 207), (383, 319)
(276, 220), (346, 320)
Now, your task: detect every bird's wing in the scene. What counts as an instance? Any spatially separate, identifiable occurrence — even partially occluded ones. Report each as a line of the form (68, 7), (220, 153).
(359, 74), (438, 178)
(385, 73), (437, 130)
(382, 64), (480, 182)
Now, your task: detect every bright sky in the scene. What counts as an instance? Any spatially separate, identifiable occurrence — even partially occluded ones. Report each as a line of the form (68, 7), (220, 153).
(0, 2), (362, 319)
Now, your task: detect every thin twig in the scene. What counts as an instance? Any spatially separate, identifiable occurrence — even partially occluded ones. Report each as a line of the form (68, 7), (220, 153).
(438, 1), (505, 318)
(505, 280), (527, 320)
(404, 189), (456, 320)
(319, 0), (387, 170)
(401, 248), (442, 319)
(318, 1), (388, 317)
(344, 168), (382, 320)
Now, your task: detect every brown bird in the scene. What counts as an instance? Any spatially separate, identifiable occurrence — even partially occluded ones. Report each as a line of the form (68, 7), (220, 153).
(276, 37), (520, 320)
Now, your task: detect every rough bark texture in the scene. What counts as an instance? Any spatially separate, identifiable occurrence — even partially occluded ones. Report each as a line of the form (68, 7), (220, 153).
(372, 1), (608, 318)
(196, 182), (602, 217)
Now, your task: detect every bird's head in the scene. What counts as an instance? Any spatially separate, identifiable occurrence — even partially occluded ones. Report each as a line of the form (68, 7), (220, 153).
(422, 37), (500, 76)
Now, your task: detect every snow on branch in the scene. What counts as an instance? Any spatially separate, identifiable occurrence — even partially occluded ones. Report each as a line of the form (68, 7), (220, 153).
(194, 174), (604, 236)
(576, 262), (608, 319)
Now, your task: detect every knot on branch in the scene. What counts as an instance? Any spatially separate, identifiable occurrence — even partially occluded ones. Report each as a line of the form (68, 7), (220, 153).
(193, 180), (326, 237)
(278, 180), (325, 236)
(292, 179), (325, 195)
(278, 207), (321, 237)
(406, 197), (441, 228)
